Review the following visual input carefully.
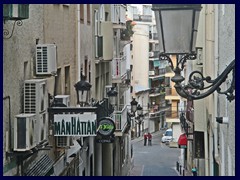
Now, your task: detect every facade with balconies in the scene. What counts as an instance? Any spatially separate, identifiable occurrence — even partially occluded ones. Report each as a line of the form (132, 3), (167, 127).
(164, 56), (181, 129)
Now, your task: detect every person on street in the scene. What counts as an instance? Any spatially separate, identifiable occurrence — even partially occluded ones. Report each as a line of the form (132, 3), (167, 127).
(191, 166), (197, 176)
(144, 132), (148, 146)
(148, 133), (152, 146)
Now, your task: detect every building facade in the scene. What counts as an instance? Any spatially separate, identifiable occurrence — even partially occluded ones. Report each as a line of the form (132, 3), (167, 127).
(183, 4), (235, 176)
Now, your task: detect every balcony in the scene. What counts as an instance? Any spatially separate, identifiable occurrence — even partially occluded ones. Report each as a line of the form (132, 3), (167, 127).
(111, 4), (127, 29)
(112, 56), (130, 83)
(165, 87), (181, 100)
(149, 103), (170, 119)
(149, 51), (159, 59)
(113, 105), (128, 136)
(133, 14), (152, 22)
(149, 68), (165, 81)
(149, 87), (165, 97)
(166, 110), (179, 119)
(149, 33), (159, 42)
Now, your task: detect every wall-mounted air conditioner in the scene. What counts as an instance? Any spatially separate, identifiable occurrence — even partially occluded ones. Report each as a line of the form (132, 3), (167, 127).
(24, 79), (48, 144)
(24, 79), (48, 114)
(14, 114), (37, 151)
(36, 44), (57, 75)
(54, 95), (70, 107)
(39, 112), (48, 143)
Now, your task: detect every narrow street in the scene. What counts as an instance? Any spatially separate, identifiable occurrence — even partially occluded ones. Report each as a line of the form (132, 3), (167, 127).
(129, 131), (183, 176)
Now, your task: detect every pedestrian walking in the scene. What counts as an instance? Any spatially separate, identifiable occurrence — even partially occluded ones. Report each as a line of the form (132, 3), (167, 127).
(191, 166), (197, 176)
(144, 132), (148, 146)
(148, 133), (152, 146)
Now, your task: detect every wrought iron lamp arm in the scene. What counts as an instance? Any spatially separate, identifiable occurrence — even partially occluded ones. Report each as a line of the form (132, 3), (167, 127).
(3, 20), (23, 39)
(174, 59), (235, 102)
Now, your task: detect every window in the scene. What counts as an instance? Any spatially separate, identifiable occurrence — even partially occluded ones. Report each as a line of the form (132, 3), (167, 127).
(165, 130), (172, 136)
(80, 4), (84, 23)
(84, 57), (88, 80)
(65, 66), (70, 95)
(99, 4), (105, 22)
(55, 68), (62, 95)
(87, 4), (90, 24)
(94, 9), (99, 36)
(89, 63), (91, 83)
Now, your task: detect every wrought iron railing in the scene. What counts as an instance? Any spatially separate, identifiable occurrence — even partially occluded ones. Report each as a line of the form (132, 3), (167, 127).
(112, 105), (128, 130)
(112, 56), (127, 79)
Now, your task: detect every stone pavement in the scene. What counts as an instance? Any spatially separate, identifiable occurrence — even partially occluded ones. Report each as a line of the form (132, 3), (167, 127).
(130, 130), (193, 176)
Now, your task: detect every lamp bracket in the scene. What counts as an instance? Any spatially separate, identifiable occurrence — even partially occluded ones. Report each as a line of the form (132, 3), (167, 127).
(160, 53), (235, 102)
(175, 59), (235, 102)
(159, 53), (197, 71)
(3, 20), (23, 39)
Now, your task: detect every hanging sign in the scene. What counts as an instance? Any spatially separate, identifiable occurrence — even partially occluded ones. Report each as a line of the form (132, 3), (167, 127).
(96, 117), (115, 143)
(54, 114), (96, 136)
(97, 117), (116, 136)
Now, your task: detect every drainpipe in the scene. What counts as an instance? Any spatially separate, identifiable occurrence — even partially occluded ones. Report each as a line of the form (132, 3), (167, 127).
(214, 4), (220, 164)
(3, 96), (11, 152)
(77, 4), (81, 81)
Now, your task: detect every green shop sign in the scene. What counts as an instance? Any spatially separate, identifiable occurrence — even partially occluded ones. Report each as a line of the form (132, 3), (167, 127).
(97, 117), (116, 136)
(54, 114), (96, 136)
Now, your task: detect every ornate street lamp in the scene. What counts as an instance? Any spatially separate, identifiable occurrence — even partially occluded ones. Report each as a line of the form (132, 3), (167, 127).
(107, 87), (118, 108)
(152, 4), (235, 102)
(130, 98), (138, 115)
(137, 104), (143, 117)
(136, 104), (144, 137)
(74, 75), (92, 107)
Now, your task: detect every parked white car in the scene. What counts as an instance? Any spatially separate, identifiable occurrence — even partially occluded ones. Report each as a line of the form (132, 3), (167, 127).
(161, 128), (173, 143)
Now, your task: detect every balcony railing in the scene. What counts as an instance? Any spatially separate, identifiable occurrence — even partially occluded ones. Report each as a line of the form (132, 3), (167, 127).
(111, 4), (126, 24)
(149, 51), (159, 59)
(133, 14), (152, 22)
(165, 66), (173, 73)
(112, 56), (127, 80)
(166, 110), (179, 118)
(149, 68), (166, 77)
(112, 105), (128, 130)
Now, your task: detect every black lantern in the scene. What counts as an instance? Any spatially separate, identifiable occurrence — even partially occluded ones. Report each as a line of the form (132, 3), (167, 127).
(152, 4), (201, 55)
(130, 98), (138, 114)
(136, 104), (143, 117)
(74, 75), (92, 107)
(107, 87), (118, 107)
(152, 4), (235, 102)
(136, 104), (144, 137)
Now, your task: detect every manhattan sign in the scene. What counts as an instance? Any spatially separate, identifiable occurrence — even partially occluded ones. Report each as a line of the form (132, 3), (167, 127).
(54, 114), (97, 136)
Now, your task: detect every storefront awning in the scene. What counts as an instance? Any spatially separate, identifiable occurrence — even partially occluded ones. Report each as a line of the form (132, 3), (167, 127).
(178, 133), (187, 146)
(25, 154), (54, 176)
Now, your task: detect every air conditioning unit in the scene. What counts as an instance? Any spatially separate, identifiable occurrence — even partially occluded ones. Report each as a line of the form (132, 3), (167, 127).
(56, 137), (70, 148)
(24, 79), (48, 114)
(36, 44), (57, 75)
(39, 112), (48, 143)
(14, 114), (37, 151)
(54, 95), (70, 107)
